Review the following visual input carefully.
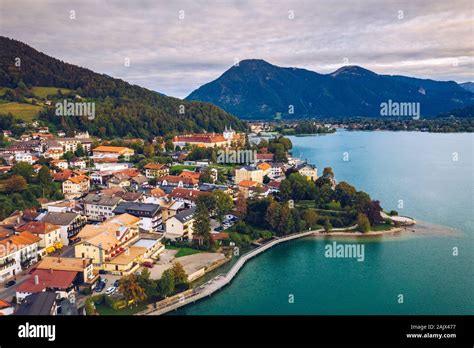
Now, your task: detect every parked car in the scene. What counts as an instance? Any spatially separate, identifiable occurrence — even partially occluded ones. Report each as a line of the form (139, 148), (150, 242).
(5, 280), (16, 288)
(142, 261), (153, 268)
(113, 280), (120, 288)
(105, 286), (117, 295)
(94, 280), (106, 293)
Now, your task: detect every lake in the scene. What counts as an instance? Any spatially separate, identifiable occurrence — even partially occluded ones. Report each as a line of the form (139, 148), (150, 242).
(176, 130), (474, 315)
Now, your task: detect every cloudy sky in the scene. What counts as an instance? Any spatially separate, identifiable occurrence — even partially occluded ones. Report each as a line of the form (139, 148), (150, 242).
(1, 0), (473, 98)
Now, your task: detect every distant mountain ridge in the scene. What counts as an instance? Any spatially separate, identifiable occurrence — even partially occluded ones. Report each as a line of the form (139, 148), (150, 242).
(186, 59), (474, 119)
(0, 36), (245, 138)
(460, 82), (474, 93)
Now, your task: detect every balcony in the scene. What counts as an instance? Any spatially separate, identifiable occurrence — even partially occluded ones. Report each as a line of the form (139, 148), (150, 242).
(0, 258), (16, 271)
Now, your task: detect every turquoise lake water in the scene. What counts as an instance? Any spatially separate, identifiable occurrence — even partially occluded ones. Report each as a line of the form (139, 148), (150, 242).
(177, 130), (473, 315)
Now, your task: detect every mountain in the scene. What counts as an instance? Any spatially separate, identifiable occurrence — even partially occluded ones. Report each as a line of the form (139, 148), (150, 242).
(437, 104), (474, 118)
(0, 36), (246, 138)
(460, 82), (474, 93)
(186, 59), (474, 119)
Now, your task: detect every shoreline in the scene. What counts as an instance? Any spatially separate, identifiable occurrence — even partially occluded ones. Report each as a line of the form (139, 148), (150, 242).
(140, 219), (416, 315)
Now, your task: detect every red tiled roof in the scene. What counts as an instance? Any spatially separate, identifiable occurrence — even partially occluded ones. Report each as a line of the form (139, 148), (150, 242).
(16, 269), (78, 294)
(16, 222), (60, 235)
(159, 175), (198, 185)
(144, 163), (168, 170)
(256, 153), (273, 160)
(170, 188), (210, 201)
(179, 171), (201, 180)
(117, 168), (140, 177)
(0, 231), (41, 251)
(52, 169), (73, 182)
(66, 175), (89, 184)
(267, 180), (281, 188)
(173, 134), (227, 144)
(238, 180), (259, 188)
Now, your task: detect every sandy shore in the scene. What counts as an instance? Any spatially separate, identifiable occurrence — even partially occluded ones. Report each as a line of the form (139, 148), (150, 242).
(312, 227), (404, 237)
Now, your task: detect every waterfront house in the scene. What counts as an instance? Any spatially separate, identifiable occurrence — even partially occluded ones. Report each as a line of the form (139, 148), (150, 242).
(74, 214), (142, 275)
(165, 206), (196, 241)
(296, 163), (318, 181)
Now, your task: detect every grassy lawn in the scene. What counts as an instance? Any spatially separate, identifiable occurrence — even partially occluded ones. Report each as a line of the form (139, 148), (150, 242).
(0, 102), (44, 121)
(210, 163), (237, 170)
(165, 245), (203, 258)
(95, 302), (148, 315)
(170, 165), (197, 174)
(371, 223), (394, 231)
(30, 86), (71, 98)
(295, 200), (316, 209)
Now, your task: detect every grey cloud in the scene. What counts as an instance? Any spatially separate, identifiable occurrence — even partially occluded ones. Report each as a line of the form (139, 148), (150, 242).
(0, 0), (472, 97)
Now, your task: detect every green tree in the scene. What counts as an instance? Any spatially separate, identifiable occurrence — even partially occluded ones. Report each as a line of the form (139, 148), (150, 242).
(137, 268), (158, 298)
(0, 175), (28, 193)
(265, 199), (281, 230)
(158, 269), (175, 298)
(193, 200), (212, 246)
(38, 165), (52, 187)
(323, 218), (332, 232)
(361, 200), (383, 225)
(119, 274), (147, 304)
(235, 191), (247, 219)
(323, 167), (334, 178)
(303, 209), (318, 228)
(171, 262), (188, 287)
(74, 144), (85, 157)
(314, 185), (333, 208)
(212, 190), (233, 225)
(62, 151), (74, 162)
(334, 182), (357, 208)
(357, 213), (371, 232)
(12, 162), (34, 182)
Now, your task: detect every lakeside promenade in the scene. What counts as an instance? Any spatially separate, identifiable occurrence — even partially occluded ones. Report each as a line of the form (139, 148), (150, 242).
(138, 214), (416, 315)
(140, 227), (328, 315)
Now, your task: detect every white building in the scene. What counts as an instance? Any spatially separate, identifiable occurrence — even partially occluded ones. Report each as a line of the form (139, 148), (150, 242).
(83, 193), (122, 221)
(15, 152), (34, 164)
(0, 231), (41, 282)
(165, 206), (196, 241)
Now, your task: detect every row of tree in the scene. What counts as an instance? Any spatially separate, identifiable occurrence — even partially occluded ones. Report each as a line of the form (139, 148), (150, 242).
(118, 263), (189, 305)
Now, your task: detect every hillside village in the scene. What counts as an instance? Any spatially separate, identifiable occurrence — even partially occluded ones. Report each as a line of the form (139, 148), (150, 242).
(0, 123), (325, 315)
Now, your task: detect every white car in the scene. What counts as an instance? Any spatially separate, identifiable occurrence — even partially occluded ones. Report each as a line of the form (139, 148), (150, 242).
(105, 286), (117, 295)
